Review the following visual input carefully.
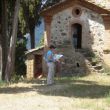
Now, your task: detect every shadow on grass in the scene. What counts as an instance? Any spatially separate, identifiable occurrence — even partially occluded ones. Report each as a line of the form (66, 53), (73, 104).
(0, 79), (45, 94)
(0, 78), (110, 99)
(0, 87), (32, 94)
(32, 78), (110, 99)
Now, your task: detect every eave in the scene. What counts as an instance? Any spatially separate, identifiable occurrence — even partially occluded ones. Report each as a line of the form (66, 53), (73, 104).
(41, 0), (110, 17)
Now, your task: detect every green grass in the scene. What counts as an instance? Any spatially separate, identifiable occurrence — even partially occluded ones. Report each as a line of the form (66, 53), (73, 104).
(35, 74), (110, 110)
(0, 80), (8, 87)
(0, 74), (110, 110)
(41, 76), (110, 98)
(105, 92), (110, 104)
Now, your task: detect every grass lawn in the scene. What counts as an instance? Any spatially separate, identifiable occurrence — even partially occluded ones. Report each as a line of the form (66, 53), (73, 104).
(36, 73), (110, 110)
(0, 73), (110, 110)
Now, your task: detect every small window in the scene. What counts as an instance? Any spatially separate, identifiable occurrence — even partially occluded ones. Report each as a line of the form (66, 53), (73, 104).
(75, 9), (80, 15)
(72, 7), (82, 17)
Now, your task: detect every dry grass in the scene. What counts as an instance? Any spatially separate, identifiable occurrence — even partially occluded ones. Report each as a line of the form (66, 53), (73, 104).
(0, 73), (110, 110)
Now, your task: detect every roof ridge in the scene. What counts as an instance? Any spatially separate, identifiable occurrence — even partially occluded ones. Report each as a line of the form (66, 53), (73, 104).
(61, 0), (110, 11)
(85, 0), (110, 11)
(41, 0), (110, 16)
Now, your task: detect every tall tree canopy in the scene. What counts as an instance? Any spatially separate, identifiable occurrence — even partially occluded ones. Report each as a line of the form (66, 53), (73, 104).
(19, 0), (62, 49)
(19, 0), (42, 49)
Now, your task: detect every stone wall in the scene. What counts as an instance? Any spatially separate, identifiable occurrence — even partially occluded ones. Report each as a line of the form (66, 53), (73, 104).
(103, 18), (110, 49)
(26, 47), (44, 79)
(26, 54), (35, 79)
(94, 0), (110, 9)
(102, 17), (110, 66)
(50, 5), (107, 75)
(51, 5), (105, 52)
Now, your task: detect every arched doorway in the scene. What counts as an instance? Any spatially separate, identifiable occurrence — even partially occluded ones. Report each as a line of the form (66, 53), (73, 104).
(34, 55), (42, 78)
(72, 23), (82, 49)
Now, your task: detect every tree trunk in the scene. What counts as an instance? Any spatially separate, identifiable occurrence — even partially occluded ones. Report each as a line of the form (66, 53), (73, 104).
(5, 0), (20, 82)
(21, 3), (35, 49)
(30, 28), (35, 49)
(0, 1), (2, 80)
(0, 25), (2, 81)
(1, 0), (8, 80)
(0, 44), (2, 81)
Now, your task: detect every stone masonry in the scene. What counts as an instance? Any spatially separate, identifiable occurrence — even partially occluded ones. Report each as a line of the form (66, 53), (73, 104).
(41, 0), (110, 75)
(49, 5), (107, 75)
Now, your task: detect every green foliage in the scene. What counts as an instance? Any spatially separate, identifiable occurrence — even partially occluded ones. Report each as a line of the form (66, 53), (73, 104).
(19, 0), (43, 48)
(11, 74), (24, 83)
(15, 32), (27, 77)
(7, 0), (16, 37)
(19, 0), (42, 31)
(106, 92), (110, 104)
(19, 0), (61, 48)
(0, 80), (9, 87)
(19, 8), (27, 34)
(43, 0), (61, 8)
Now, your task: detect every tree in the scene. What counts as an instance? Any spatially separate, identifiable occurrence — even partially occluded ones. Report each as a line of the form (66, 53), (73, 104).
(1, 0), (8, 80)
(43, 0), (61, 8)
(5, 0), (20, 82)
(20, 0), (42, 49)
(0, 0), (17, 81)
(15, 29), (27, 76)
(0, 0), (60, 81)
(0, 14), (2, 80)
(18, 0), (61, 49)
(0, 1), (2, 80)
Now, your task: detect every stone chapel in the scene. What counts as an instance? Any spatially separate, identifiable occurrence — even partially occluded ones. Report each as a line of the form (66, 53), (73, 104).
(41, 0), (110, 76)
(26, 0), (110, 78)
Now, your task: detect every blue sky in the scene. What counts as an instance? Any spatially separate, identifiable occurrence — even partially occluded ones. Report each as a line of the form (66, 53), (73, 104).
(35, 19), (44, 47)
(25, 19), (44, 50)
(25, 0), (48, 50)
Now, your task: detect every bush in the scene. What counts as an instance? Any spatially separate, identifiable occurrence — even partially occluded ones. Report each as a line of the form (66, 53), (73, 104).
(11, 74), (25, 83)
(15, 36), (27, 77)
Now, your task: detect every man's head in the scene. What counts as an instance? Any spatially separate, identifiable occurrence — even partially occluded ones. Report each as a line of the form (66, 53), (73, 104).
(49, 45), (56, 53)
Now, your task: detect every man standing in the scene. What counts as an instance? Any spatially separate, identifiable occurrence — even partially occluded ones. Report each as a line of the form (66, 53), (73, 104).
(46, 45), (56, 85)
